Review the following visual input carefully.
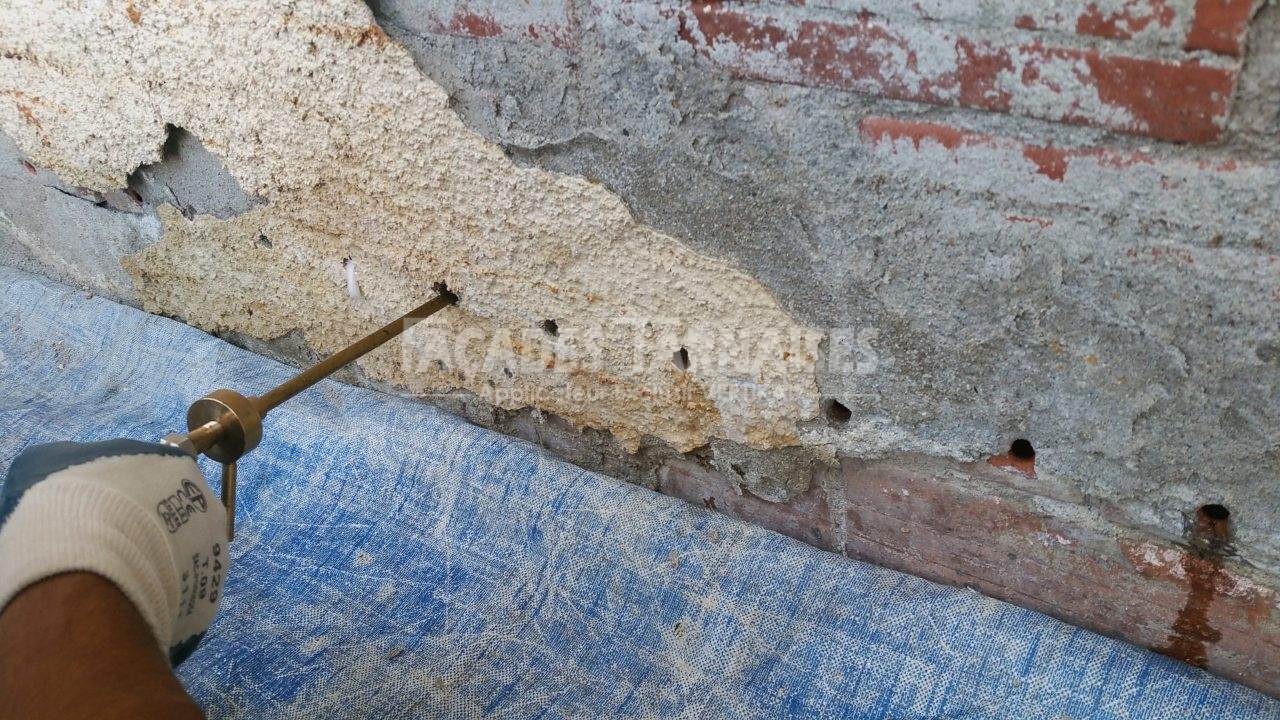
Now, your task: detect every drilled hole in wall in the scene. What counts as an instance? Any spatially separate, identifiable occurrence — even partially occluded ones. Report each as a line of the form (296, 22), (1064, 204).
(672, 347), (690, 371)
(1190, 503), (1232, 550)
(541, 319), (559, 337)
(1199, 503), (1230, 521)
(433, 281), (458, 304)
(822, 399), (852, 425)
(1009, 438), (1036, 460)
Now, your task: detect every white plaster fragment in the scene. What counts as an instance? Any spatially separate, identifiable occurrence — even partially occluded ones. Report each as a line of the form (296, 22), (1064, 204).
(1130, 541), (1189, 579)
(1033, 532), (1073, 547)
(343, 255), (363, 305)
(1223, 573), (1274, 600)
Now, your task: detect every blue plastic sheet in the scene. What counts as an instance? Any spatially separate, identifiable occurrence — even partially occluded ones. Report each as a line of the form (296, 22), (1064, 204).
(2, 266), (1277, 719)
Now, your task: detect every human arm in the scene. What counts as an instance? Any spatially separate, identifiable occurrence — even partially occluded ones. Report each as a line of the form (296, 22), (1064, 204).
(0, 572), (204, 719)
(0, 440), (229, 718)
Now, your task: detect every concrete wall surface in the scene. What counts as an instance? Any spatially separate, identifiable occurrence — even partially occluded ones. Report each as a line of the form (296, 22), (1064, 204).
(1, 0), (1278, 693)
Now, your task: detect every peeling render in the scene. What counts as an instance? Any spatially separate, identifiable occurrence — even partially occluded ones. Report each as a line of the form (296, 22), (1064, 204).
(0, 133), (162, 302)
(354, 0), (1280, 582)
(0, 0), (822, 454)
(683, 2), (1240, 142)
(5, 0), (1280, 691)
(3, 0), (1280, 640)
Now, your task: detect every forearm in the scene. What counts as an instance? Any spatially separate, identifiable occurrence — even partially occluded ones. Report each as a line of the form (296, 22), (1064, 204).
(0, 573), (204, 720)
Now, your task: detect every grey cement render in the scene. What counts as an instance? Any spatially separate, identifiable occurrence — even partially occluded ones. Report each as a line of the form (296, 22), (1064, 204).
(0, 125), (259, 305)
(0, 2), (1277, 575)
(130, 126), (265, 222)
(364, 0), (1280, 571)
(0, 132), (160, 304)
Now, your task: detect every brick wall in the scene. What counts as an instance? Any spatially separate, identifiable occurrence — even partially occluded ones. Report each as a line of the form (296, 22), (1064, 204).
(396, 0), (577, 47)
(406, 0), (1260, 142)
(657, 455), (1280, 696)
(371, 0), (1280, 696)
(677, 0), (1252, 143)
(2, 0), (1276, 695)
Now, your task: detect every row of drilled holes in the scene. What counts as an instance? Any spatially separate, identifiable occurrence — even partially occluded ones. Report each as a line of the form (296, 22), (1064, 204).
(541, 319), (691, 371)
(522, 317), (1239, 536)
(540, 317), (1236, 533)
(824, 398), (1232, 530)
(825, 398), (1040, 457)
(537, 321), (1238, 533)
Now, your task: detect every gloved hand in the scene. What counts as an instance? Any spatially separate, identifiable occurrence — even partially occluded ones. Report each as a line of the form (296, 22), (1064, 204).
(0, 440), (228, 664)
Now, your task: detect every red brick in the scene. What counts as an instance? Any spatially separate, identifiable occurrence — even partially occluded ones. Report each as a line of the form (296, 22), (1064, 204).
(681, 3), (1239, 142)
(843, 458), (1280, 697)
(419, 1), (576, 48)
(725, 1), (1257, 56)
(1187, 0), (1260, 55)
(987, 449), (1037, 474)
(859, 116), (1153, 183)
(1073, 1), (1178, 41)
(857, 115), (1280, 263)
(1018, 0), (1254, 53)
(652, 447), (1280, 694)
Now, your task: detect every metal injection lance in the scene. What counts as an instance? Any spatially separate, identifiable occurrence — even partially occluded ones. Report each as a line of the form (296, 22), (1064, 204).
(161, 286), (458, 540)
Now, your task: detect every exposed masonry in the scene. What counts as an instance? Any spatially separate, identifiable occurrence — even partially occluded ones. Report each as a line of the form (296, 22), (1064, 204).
(1, 0), (1280, 691)
(680, 2), (1242, 143)
(0, 0), (825, 459)
(362, 0), (1280, 570)
(659, 453), (1280, 696)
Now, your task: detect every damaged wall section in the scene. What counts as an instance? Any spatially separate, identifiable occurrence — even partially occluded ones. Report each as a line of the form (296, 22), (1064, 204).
(357, 0), (1280, 576)
(3, 0), (1280, 694)
(0, 0), (822, 457)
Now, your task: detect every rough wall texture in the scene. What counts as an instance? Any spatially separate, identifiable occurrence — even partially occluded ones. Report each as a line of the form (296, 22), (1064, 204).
(362, 0), (1279, 569)
(2, 0), (1280, 694)
(0, 0), (823, 456)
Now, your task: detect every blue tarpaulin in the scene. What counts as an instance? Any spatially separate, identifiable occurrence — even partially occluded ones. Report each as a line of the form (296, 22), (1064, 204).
(2, 266), (1277, 719)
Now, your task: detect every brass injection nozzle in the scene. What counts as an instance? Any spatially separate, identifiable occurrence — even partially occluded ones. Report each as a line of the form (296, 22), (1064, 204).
(162, 286), (458, 539)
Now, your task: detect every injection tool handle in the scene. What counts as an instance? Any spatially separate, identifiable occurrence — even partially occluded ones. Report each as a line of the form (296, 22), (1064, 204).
(159, 286), (458, 542)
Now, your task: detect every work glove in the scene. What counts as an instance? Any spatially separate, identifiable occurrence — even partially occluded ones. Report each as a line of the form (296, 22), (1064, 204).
(0, 440), (228, 664)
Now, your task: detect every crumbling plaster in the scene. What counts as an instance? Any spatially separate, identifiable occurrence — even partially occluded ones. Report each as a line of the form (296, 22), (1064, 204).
(1, 0), (1278, 577)
(366, 0), (1280, 571)
(0, 0), (823, 456)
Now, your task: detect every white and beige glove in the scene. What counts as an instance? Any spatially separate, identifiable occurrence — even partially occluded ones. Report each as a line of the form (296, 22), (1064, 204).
(0, 440), (228, 664)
